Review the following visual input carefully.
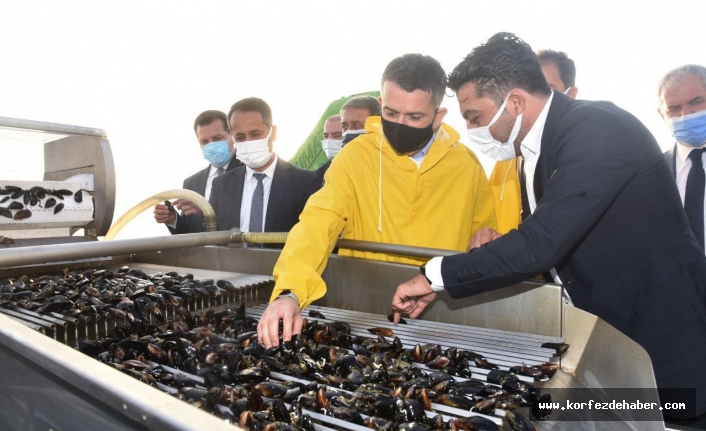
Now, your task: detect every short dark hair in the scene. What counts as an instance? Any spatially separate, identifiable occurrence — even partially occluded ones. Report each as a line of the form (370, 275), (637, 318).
(536, 49), (576, 88)
(448, 32), (551, 106)
(658, 64), (706, 98)
(227, 97), (273, 129)
(341, 95), (381, 116)
(193, 110), (229, 135)
(381, 54), (447, 108)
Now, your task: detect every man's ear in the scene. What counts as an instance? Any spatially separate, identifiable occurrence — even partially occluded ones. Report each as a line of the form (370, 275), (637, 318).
(567, 87), (579, 100)
(507, 90), (526, 116)
(433, 107), (448, 131)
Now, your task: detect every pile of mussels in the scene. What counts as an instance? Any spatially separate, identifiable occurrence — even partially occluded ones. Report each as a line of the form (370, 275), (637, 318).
(0, 185), (87, 220)
(1, 266), (564, 431)
(56, 269), (564, 431)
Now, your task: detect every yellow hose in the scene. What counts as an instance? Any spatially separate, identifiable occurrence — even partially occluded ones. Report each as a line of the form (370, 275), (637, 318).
(104, 189), (218, 240)
(240, 231), (289, 243)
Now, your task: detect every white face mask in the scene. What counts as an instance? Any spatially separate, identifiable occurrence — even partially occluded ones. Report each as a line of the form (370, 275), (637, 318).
(235, 129), (273, 169)
(466, 94), (523, 161)
(322, 139), (343, 159)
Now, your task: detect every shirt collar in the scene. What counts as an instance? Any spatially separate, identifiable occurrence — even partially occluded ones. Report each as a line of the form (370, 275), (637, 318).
(520, 92), (554, 158)
(208, 159), (231, 176)
(676, 141), (706, 163)
(245, 153), (278, 181)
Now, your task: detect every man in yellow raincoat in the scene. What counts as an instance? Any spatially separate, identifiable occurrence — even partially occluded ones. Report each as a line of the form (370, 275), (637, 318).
(258, 53), (496, 348)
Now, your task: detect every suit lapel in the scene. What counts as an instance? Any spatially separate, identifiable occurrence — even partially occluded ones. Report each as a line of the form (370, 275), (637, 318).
(670, 144), (677, 178)
(265, 158), (292, 231)
(535, 91), (571, 203)
(231, 168), (246, 229)
(197, 165), (210, 195)
(226, 158), (244, 173)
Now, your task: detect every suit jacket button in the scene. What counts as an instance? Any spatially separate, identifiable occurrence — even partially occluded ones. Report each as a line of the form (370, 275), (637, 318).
(476, 272), (483, 278)
(457, 276), (464, 282)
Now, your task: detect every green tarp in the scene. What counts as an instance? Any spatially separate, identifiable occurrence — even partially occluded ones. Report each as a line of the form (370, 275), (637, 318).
(289, 91), (379, 170)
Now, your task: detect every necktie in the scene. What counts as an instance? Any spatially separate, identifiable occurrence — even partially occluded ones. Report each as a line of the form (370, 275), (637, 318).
(518, 156), (532, 221)
(684, 148), (706, 250)
(215, 167), (225, 176)
(249, 173), (266, 232)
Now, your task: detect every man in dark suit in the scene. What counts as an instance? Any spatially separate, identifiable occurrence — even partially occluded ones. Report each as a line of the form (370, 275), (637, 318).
(153, 110), (242, 234)
(209, 97), (319, 237)
(659, 65), (706, 253)
(391, 33), (706, 427)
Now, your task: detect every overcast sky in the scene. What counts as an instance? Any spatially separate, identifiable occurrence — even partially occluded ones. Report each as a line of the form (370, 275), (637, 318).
(1, 0), (704, 239)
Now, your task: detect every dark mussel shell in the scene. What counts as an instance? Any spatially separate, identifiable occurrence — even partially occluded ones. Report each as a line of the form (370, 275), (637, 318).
(233, 367), (270, 383)
(0, 207), (11, 219)
(11, 190), (24, 200)
(451, 416), (500, 431)
(308, 309), (326, 319)
(505, 411), (537, 431)
(4, 185), (22, 192)
(8, 201), (23, 210)
(13, 209), (32, 220)
(388, 314), (407, 324)
(44, 198), (57, 209)
(74, 190), (83, 203)
(23, 192), (30, 205)
(368, 327), (394, 337)
(54, 203), (64, 214)
(531, 393), (552, 421)
(56, 189), (74, 197)
(0, 197), (9, 204)
(541, 342), (569, 357)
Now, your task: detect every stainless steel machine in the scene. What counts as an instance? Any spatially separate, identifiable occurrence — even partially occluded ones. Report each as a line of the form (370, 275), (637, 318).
(0, 239), (668, 431)
(0, 116), (115, 244)
(0, 117), (674, 431)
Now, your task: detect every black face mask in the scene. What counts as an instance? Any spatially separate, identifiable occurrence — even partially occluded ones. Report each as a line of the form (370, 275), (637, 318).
(381, 115), (435, 154)
(342, 129), (365, 146)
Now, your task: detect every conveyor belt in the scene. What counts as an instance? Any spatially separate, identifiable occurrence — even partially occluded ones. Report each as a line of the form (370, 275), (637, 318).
(247, 304), (561, 384)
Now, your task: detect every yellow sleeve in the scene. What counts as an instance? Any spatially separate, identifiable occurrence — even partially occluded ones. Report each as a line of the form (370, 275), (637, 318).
(470, 160), (498, 236)
(490, 159), (522, 234)
(270, 158), (350, 309)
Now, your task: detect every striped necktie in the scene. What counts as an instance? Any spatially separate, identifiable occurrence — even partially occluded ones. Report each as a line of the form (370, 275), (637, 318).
(249, 173), (266, 232)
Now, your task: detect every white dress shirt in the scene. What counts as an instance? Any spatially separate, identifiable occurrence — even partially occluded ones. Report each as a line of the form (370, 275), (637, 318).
(675, 142), (706, 250)
(205, 159), (232, 201)
(239, 154), (278, 232)
(426, 93), (562, 290)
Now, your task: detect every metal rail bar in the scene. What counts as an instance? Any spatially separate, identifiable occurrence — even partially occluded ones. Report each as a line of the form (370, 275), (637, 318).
(0, 116), (107, 137)
(0, 230), (240, 268)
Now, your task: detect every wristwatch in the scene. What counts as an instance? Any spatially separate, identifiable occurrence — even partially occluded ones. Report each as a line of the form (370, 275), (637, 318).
(419, 263), (432, 284)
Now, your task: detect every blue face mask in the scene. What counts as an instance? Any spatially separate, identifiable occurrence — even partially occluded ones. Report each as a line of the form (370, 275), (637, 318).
(201, 140), (232, 167)
(669, 109), (706, 147)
